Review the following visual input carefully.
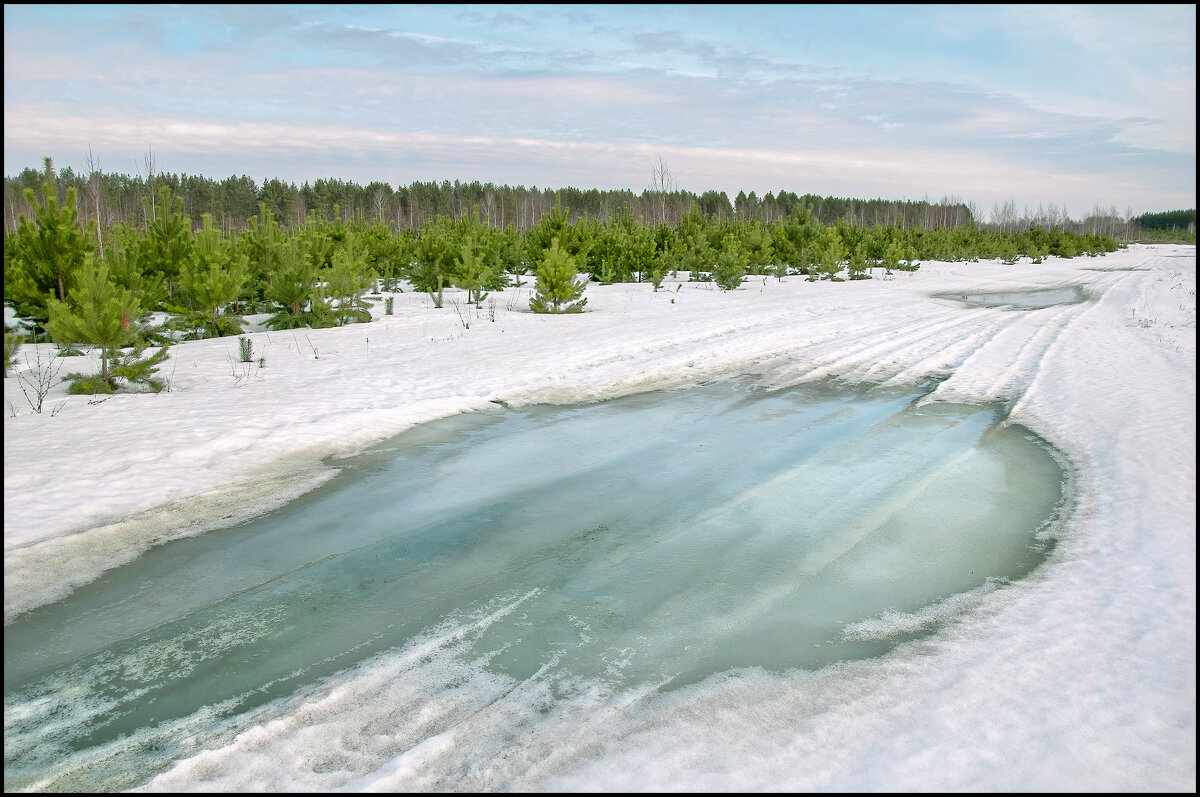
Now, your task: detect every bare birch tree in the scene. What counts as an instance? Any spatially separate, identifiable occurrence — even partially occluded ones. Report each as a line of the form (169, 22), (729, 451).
(83, 144), (105, 257)
(650, 155), (676, 226)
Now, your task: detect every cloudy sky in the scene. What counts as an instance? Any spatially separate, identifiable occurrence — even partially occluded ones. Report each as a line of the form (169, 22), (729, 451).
(3, 4), (1195, 215)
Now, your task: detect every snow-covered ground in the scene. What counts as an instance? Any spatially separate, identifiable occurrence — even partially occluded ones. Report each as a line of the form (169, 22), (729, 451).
(4, 244), (1196, 791)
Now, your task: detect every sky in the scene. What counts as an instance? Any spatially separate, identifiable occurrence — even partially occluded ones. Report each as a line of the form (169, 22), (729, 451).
(3, 4), (1196, 216)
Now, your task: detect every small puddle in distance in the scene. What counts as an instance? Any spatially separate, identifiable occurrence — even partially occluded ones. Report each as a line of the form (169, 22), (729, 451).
(2, 378), (1071, 792)
(934, 285), (1087, 309)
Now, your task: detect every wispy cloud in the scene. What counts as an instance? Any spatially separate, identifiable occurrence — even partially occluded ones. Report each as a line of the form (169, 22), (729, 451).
(3, 4), (1193, 213)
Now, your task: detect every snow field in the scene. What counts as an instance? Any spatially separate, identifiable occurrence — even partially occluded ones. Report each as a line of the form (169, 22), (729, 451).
(3, 244), (1195, 790)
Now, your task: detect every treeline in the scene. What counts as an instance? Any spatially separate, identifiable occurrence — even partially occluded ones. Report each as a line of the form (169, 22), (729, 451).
(1134, 209), (1195, 232)
(4, 159), (983, 236)
(6, 157), (1185, 244)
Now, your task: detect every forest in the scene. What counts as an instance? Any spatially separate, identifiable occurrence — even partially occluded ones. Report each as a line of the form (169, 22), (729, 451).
(1, 156), (1154, 395)
(5, 156), (1183, 240)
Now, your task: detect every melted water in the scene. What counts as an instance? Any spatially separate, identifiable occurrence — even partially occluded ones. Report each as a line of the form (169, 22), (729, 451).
(3, 379), (1067, 791)
(935, 285), (1086, 309)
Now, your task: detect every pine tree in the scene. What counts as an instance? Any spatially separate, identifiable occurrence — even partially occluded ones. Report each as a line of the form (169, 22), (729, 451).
(3, 181), (96, 331)
(526, 197), (591, 274)
(169, 214), (250, 338)
(323, 244), (376, 325)
(588, 221), (622, 284)
(410, 218), (455, 306)
(742, 223), (775, 274)
(529, 237), (587, 314)
(356, 223), (409, 292)
(621, 224), (662, 289)
(265, 237), (319, 330)
(676, 230), (714, 281)
(140, 185), (194, 302)
(454, 237), (494, 306)
(525, 200), (571, 273)
(847, 242), (872, 280)
(47, 259), (142, 393)
(105, 225), (166, 310)
(713, 236), (748, 290)
(109, 340), (171, 393)
(812, 229), (847, 281)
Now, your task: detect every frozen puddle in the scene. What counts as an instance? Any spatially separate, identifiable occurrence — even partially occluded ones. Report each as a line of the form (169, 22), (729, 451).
(3, 379), (1069, 791)
(935, 285), (1087, 309)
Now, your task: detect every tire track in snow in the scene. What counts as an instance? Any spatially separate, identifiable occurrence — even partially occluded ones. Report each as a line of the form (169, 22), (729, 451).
(920, 287), (1096, 407)
(1011, 255), (1192, 429)
(974, 302), (1091, 403)
(845, 312), (1012, 386)
(787, 308), (1009, 385)
(992, 267), (1170, 411)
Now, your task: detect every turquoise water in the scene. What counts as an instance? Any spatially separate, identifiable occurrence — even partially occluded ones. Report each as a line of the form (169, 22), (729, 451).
(3, 379), (1067, 791)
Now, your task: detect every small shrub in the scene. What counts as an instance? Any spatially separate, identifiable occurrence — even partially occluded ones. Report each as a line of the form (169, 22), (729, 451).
(110, 343), (170, 393)
(239, 336), (253, 363)
(64, 342), (171, 394)
(384, 296), (394, 315)
(64, 373), (117, 395)
(15, 345), (64, 412)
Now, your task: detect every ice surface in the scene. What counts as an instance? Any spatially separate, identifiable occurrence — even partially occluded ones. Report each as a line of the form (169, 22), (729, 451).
(3, 380), (1066, 791)
(933, 285), (1087, 309)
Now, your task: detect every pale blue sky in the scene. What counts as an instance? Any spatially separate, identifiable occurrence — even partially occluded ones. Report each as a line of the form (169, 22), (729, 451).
(4, 4), (1195, 214)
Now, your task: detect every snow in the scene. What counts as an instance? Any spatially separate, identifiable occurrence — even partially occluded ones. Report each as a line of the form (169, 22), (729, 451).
(4, 244), (1196, 791)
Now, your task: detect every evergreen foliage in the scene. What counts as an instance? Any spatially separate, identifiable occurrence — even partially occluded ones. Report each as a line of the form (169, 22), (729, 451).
(847, 243), (872, 280)
(108, 341), (171, 393)
(713, 237), (748, 290)
(4, 158), (1133, 343)
(1134, 209), (1195, 230)
(409, 217), (455, 303)
(810, 227), (847, 281)
(47, 258), (169, 393)
(454, 237), (493, 306)
(625, 223), (663, 288)
(242, 205), (287, 310)
(526, 199), (591, 274)
(530, 238), (587, 314)
(322, 243), (376, 325)
(104, 225), (166, 310)
(4, 181), (95, 331)
(265, 237), (319, 330)
(4, 324), (23, 376)
(167, 214), (250, 339)
(140, 185), (193, 301)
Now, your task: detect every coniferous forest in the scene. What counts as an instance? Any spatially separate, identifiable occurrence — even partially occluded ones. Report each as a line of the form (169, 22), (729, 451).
(7, 155), (1184, 395)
